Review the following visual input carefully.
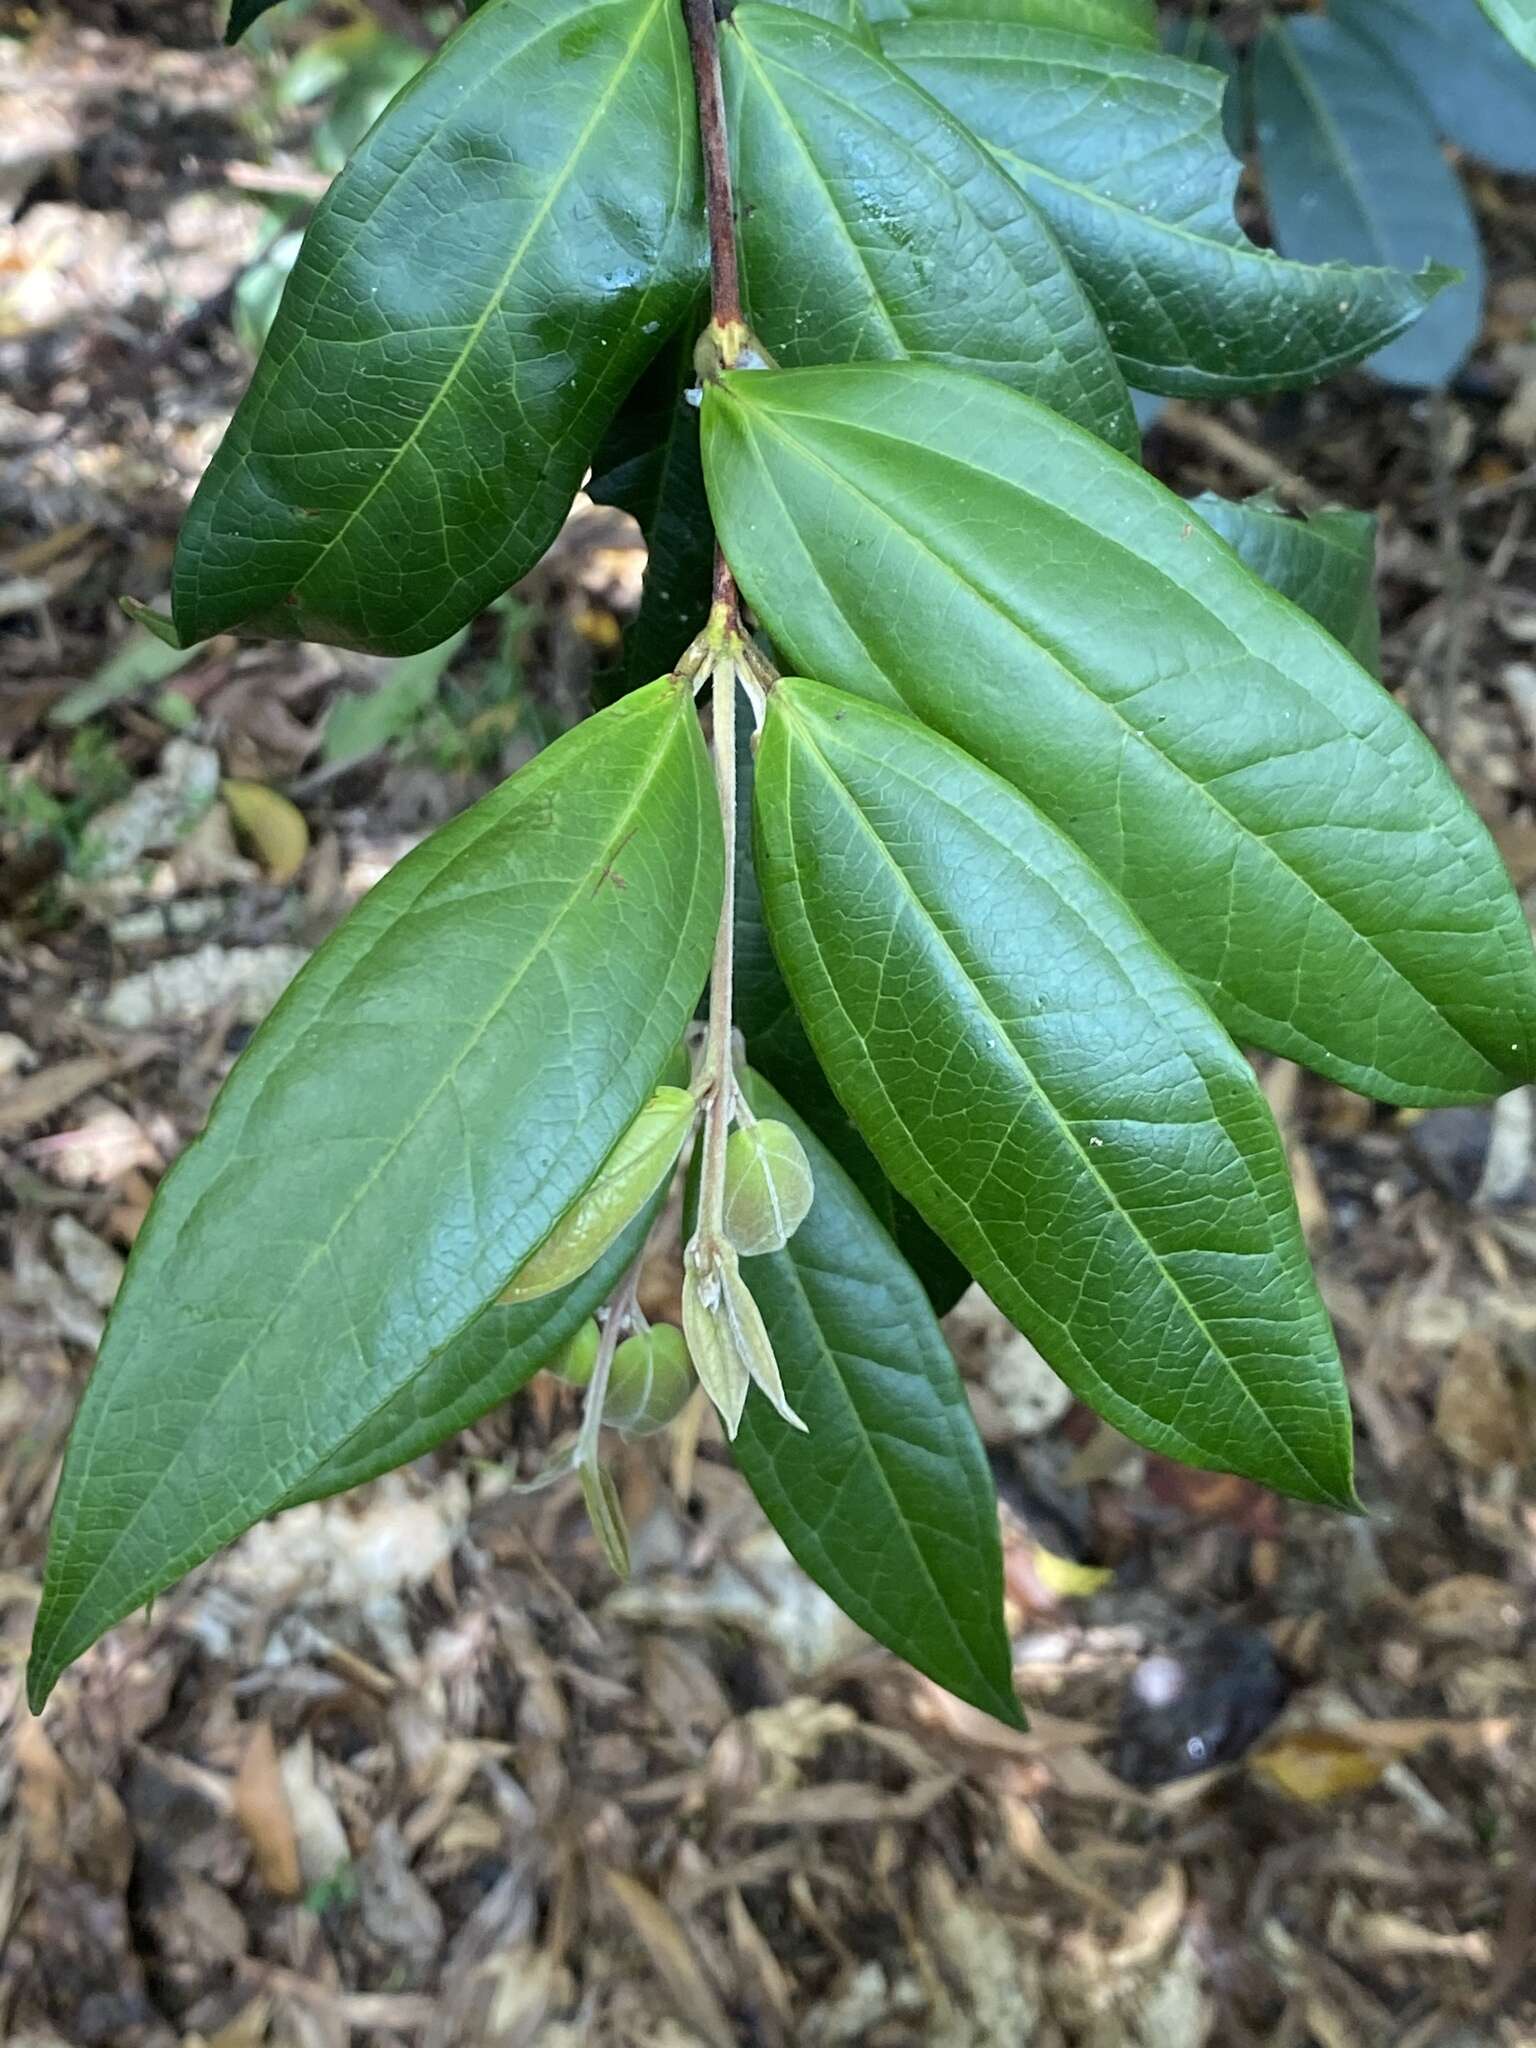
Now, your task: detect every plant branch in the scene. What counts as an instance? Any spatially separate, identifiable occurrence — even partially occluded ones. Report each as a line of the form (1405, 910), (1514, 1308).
(679, 0), (751, 1273)
(684, 0), (743, 332)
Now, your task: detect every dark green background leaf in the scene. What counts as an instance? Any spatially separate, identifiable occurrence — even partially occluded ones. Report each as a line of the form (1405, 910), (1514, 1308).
(880, 20), (1449, 396)
(1254, 16), (1483, 390)
(29, 679), (722, 1708)
(587, 313), (714, 696)
(755, 678), (1355, 1507)
(226, 0), (290, 42)
(1335, 0), (1536, 174)
(730, 1072), (1020, 1725)
(1191, 492), (1380, 674)
(725, 3), (1137, 453)
(703, 362), (1536, 1105)
(177, 0), (704, 654)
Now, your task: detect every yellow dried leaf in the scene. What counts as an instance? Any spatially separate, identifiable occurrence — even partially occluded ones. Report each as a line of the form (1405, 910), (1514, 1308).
(1031, 1545), (1113, 1600)
(221, 778), (309, 884)
(232, 1721), (302, 1898)
(1250, 1730), (1385, 1804)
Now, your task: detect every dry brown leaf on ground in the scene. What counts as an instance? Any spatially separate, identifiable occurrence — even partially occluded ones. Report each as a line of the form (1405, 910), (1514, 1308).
(603, 1869), (736, 2048)
(231, 1722), (300, 1901)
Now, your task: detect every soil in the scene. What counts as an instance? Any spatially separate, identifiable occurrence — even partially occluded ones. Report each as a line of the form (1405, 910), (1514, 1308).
(3, 5), (1536, 2045)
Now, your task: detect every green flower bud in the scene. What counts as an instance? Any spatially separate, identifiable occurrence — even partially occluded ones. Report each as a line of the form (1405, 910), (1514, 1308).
(502, 1085), (695, 1305)
(682, 1238), (806, 1440)
(722, 1119), (815, 1256)
(549, 1318), (600, 1388)
(603, 1325), (693, 1438)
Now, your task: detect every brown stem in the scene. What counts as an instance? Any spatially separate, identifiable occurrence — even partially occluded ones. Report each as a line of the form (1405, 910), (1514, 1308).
(683, 0), (743, 331)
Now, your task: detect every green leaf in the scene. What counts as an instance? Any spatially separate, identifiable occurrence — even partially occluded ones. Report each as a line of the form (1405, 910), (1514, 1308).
(51, 628), (207, 729)
(776, 0), (878, 42)
(226, 0), (290, 42)
(733, 685), (971, 1311)
(1335, 0), (1536, 172)
(587, 315), (715, 696)
(725, 3), (1137, 454)
(702, 361), (1536, 1105)
(868, 0), (1155, 41)
(754, 678), (1355, 1508)
(1253, 16), (1483, 391)
(1478, 0), (1536, 65)
(175, 0), (704, 655)
(322, 628), (472, 765)
(119, 598), (186, 649)
(1164, 13), (1244, 153)
(282, 1201), (658, 1508)
(878, 20), (1451, 397)
(29, 678), (722, 1709)
(1190, 492), (1381, 675)
(730, 1072), (1020, 1725)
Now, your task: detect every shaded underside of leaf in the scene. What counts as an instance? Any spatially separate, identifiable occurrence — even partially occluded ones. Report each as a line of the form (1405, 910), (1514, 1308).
(755, 678), (1355, 1508)
(177, 0), (704, 654)
(725, 2), (1136, 453)
(1253, 14), (1484, 390)
(727, 1073), (1020, 1724)
(879, 19), (1449, 396)
(703, 363), (1536, 1105)
(1190, 491), (1380, 674)
(1336, 0), (1536, 173)
(29, 678), (722, 1708)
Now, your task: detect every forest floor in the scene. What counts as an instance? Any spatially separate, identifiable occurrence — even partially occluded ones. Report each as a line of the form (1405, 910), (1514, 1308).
(4, 5), (1536, 2046)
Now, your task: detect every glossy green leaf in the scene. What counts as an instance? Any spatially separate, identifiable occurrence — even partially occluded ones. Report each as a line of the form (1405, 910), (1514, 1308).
(878, 20), (1450, 396)
(1335, 0), (1536, 172)
(734, 684), (972, 1311)
(29, 677), (722, 1709)
(175, 0), (704, 656)
(282, 1202), (659, 1508)
(1253, 16), (1483, 390)
(1478, 0), (1536, 65)
(587, 315), (715, 696)
(730, 1072), (1020, 1724)
(702, 362), (1536, 1105)
(1190, 492), (1380, 675)
(754, 678), (1354, 1508)
(725, 3), (1136, 454)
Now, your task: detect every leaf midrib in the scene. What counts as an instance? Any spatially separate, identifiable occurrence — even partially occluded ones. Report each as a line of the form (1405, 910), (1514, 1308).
(775, 700), (1330, 1501)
